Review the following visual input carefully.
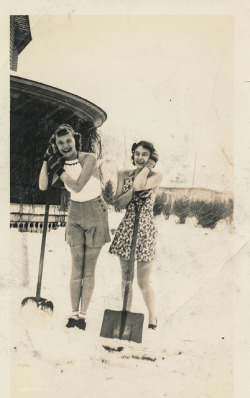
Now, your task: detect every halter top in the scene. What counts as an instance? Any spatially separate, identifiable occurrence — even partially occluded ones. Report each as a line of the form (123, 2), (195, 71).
(64, 158), (101, 202)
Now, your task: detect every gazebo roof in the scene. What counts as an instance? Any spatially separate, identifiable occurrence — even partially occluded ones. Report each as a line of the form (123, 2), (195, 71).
(10, 75), (107, 206)
(10, 75), (107, 127)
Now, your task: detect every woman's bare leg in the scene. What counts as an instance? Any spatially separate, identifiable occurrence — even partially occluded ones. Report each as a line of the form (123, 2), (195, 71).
(69, 244), (85, 315)
(137, 260), (156, 325)
(80, 246), (102, 316)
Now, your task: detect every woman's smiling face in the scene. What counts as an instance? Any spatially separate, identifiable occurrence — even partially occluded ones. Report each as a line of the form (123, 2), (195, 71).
(133, 145), (151, 169)
(55, 132), (77, 159)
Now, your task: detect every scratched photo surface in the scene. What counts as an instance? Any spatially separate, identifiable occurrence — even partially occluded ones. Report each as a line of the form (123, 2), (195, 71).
(5, 14), (246, 398)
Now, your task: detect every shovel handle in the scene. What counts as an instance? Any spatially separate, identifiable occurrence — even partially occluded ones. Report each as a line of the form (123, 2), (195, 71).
(36, 174), (52, 300)
(122, 201), (143, 312)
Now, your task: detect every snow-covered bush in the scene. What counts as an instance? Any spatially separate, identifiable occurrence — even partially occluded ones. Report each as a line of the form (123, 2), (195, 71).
(190, 199), (233, 229)
(102, 179), (115, 205)
(153, 192), (234, 229)
(172, 197), (190, 224)
(153, 192), (172, 219)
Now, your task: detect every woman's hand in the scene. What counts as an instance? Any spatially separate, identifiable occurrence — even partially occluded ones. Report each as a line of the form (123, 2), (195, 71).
(39, 140), (64, 190)
(134, 189), (151, 200)
(150, 150), (159, 163)
(145, 151), (159, 170)
(43, 143), (57, 161)
(47, 154), (65, 177)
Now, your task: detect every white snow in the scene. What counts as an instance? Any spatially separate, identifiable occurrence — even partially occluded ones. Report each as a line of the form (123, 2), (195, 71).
(5, 211), (246, 397)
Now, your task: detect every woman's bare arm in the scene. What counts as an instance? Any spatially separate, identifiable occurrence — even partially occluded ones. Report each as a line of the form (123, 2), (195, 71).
(133, 167), (163, 191)
(39, 153), (97, 192)
(39, 161), (49, 191)
(39, 161), (59, 190)
(112, 167), (163, 209)
(112, 170), (134, 210)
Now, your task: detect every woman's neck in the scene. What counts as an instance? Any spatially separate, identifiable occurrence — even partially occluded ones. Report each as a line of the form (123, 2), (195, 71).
(65, 151), (78, 161)
(134, 168), (142, 176)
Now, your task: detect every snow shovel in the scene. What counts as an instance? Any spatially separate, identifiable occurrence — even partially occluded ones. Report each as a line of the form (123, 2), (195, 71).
(100, 201), (144, 344)
(21, 174), (53, 312)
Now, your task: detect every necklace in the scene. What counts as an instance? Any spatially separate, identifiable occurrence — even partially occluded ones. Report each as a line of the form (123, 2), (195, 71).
(65, 151), (79, 165)
(65, 160), (79, 166)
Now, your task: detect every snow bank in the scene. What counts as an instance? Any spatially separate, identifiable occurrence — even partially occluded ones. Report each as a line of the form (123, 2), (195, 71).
(7, 211), (243, 398)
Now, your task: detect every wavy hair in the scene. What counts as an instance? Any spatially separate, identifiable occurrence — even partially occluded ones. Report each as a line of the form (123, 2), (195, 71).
(131, 140), (156, 165)
(49, 124), (82, 151)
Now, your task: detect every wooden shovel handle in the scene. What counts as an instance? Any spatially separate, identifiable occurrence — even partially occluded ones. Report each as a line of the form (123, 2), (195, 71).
(36, 174), (52, 300)
(122, 201), (143, 312)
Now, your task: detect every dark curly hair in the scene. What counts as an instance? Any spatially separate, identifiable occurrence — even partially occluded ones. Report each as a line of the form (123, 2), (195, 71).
(49, 124), (82, 151)
(131, 140), (156, 165)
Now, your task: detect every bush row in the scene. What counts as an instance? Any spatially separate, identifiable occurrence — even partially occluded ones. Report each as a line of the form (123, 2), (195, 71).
(153, 192), (234, 229)
(102, 180), (234, 229)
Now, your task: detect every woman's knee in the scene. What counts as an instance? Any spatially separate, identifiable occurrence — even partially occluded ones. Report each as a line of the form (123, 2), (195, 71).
(70, 245), (84, 271)
(137, 261), (153, 291)
(81, 246), (102, 281)
(137, 275), (149, 291)
(84, 245), (102, 263)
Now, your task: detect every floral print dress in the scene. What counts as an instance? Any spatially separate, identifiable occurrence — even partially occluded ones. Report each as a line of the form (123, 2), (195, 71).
(109, 172), (157, 261)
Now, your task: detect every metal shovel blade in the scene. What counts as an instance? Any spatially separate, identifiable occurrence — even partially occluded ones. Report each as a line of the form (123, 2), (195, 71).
(100, 309), (144, 344)
(21, 297), (54, 313)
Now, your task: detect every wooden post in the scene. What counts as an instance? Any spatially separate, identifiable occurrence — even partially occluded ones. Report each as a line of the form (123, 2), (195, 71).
(192, 152), (197, 186)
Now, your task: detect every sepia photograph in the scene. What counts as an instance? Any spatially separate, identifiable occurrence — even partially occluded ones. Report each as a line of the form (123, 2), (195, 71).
(1, 4), (250, 398)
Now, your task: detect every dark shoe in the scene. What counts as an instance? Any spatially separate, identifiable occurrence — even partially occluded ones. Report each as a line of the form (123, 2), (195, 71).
(76, 318), (86, 330)
(148, 319), (157, 330)
(66, 317), (78, 328)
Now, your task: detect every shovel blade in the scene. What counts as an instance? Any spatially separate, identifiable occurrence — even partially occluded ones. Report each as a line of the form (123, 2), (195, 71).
(100, 309), (144, 344)
(21, 297), (54, 313)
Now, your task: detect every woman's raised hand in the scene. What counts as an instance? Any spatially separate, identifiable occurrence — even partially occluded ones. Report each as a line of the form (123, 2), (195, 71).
(47, 155), (65, 177)
(134, 190), (151, 200)
(145, 151), (159, 170)
(43, 142), (60, 161)
(150, 151), (159, 163)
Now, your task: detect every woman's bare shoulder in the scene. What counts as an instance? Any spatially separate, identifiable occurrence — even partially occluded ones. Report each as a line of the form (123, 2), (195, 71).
(78, 152), (97, 163)
(148, 170), (163, 185)
(148, 169), (162, 177)
(118, 168), (134, 176)
(117, 169), (134, 179)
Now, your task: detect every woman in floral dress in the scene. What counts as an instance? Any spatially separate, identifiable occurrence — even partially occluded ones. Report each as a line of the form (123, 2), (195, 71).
(109, 141), (163, 329)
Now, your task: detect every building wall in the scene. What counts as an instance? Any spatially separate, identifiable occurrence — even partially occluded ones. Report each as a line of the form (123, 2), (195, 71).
(10, 15), (31, 71)
(10, 16), (18, 71)
(158, 186), (233, 203)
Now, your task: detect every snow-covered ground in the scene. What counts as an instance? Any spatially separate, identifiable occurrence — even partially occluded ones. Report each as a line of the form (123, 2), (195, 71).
(3, 211), (247, 397)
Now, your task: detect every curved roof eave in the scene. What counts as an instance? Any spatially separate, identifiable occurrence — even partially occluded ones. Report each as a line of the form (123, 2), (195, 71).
(10, 75), (107, 128)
